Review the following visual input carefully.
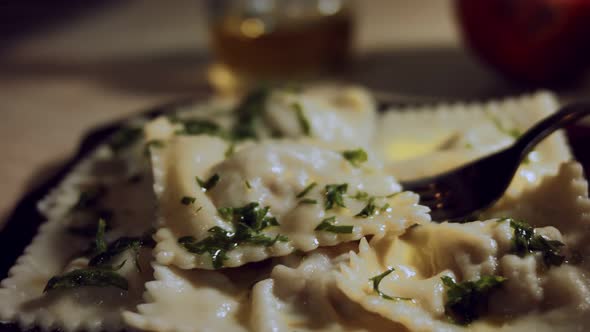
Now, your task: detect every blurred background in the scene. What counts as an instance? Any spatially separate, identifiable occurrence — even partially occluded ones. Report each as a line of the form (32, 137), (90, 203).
(1, 0), (590, 221)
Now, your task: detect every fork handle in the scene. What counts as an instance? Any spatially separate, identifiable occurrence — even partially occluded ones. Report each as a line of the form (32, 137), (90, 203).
(514, 102), (590, 161)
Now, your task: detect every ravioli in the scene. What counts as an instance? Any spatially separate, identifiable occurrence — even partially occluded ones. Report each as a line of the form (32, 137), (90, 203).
(378, 92), (571, 200)
(335, 162), (590, 331)
(149, 133), (429, 270)
(0, 131), (157, 332)
(124, 246), (406, 332)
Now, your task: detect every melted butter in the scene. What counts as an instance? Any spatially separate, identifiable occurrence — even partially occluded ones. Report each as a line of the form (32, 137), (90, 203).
(385, 132), (458, 162)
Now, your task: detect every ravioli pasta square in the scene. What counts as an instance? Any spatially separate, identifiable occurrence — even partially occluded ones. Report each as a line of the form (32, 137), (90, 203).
(335, 162), (590, 332)
(378, 92), (571, 199)
(124, 246), (406, 332)
(148, 131), (430, 270)
(0, 133), (158, 332)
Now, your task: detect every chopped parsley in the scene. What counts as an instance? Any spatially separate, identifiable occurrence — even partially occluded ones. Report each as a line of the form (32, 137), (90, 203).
(489, 115), (521, 139)
(292, 102), (311, 136)
(504, 218), (565, 267)
(225, 142), (236, 157)
(180, 202), (289, 268)
(178, 225), (287, 269)
(315, 216), (353, 234)
(44, 268), (128, 293)
(174, 118), (228, 138)
(369, 268), (411, 301)
(44, 227), (155, 293)
(441, 275), (506, 325)
(196, 173), (220, 191)
(93, 218), (108, 255)
(181, 196), (196, 205)
(217, 207), (233, 221)
(324, 183), (348, 210)
(341, 148), (368, 167)
(352, 191), (399, 202)
(356, 197), (378, 218)
(67, 211), (113, 237)
(88, 231), (156, 271)
(351, 191), (370, 201)
(299, 198), (317, 205)
(217, 202), (279, 231)
(245, 180), (252, 189)
(108, 126), (143, 152)
(296, 182), (317, 198)
(232, 88), (270, 141)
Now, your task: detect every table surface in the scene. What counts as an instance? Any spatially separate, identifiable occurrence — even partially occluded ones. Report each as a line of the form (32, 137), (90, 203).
(1, 0), (589, 226)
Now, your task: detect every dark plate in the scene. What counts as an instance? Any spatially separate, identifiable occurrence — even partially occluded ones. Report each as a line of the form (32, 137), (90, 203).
(1, 97), (589, 332)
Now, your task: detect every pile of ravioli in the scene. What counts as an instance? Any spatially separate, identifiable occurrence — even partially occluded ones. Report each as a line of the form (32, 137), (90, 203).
(1, 86), (589, 332)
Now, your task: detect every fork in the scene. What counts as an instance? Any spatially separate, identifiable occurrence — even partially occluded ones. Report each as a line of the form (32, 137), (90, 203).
(398, 102), (590, 222)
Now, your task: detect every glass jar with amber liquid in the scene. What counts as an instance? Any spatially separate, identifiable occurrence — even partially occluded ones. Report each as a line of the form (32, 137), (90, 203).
(207, 0), (354, 94)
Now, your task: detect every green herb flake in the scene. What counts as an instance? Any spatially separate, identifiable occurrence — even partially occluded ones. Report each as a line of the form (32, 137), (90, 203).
(369, 268), (412, 301)
(181, 196), (196, 205)
(351, 191), (370, 201)
(44, 268), (128, 292)
(225, 142), (236, 157)
(45, 230), (156, 293)
(196, 173), (220, 191)
(88, 231), (156, 271)
(216, 202), (278, 231)
(505, 218), (566, 267)
(179, 225), (287, 269)
(232, 88), (270, 141)
(315, 216), (353, 234)
(218, 207), (234, 221)
(441, 275), (506, 325)
(356, 197), (377, 218)
(245, 180), (252, 189)
(296, 182), (317, 198)
(182, 202), (288, 268)
(299, 198), (317, 205)
(385, 192), (401, 198)
(292, 102), (311, 136)
(341, 148), (368, 167)
(324, 183), (348, 210)
(489, 115), (521, 139)
(108, 127), (143, 152)
(93, 218), (108, 255)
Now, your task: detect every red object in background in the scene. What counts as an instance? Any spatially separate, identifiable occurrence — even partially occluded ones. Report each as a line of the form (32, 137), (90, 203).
(456, 0), (590, 86)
